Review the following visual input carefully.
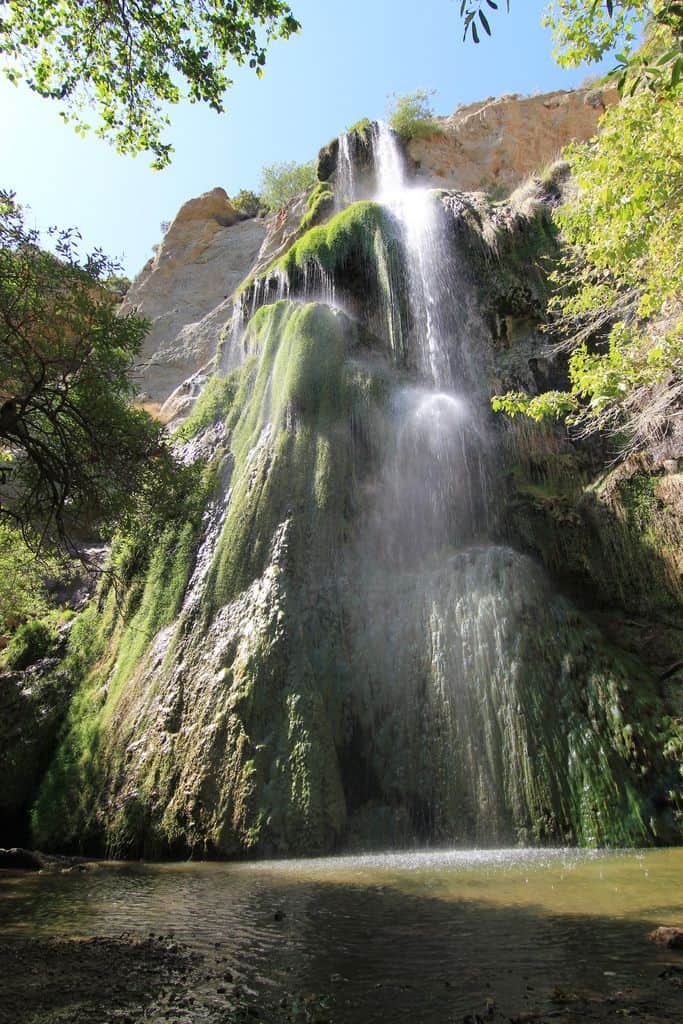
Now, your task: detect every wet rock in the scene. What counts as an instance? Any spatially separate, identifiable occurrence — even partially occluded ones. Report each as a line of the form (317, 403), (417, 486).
(649, 926), (683, 949)
(0, 847), (43, 870)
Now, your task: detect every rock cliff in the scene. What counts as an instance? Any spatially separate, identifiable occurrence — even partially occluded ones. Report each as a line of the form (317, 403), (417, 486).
(408, 85), (617, 191)
(28, 150), (682, 857)
(10, 88), (680, 860)
(127, 87), (613, 416)
(122, 188), (267, 415)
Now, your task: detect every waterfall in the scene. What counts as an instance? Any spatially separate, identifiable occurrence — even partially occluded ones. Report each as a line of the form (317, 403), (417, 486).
(39, 116), (678, 859)
(335, 131), (355, 210)
(372, 121), (471, 389)
(363, 122), (492, 553)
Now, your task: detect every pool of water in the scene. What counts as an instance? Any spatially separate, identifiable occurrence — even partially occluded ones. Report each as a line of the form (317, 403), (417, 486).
(1, 847), (682, 1021)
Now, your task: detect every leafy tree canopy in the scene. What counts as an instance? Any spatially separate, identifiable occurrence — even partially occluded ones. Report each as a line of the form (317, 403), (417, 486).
(0, 190), (172, 551)
(543, 0), (650, 65)
(491, 10), (683, 449)
(0, 0), (300, 168)
(259, 160), (316, 211)
(460, 2), (683, 92)
(459, 1), (510, 44)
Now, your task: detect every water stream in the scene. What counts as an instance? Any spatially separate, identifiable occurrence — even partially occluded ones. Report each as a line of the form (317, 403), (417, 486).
(1, 848), (682, 1021)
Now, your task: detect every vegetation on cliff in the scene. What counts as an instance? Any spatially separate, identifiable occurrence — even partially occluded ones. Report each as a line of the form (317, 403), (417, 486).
(493, 12), (682, 452)
(387, 90), (443, 143)
(260, 160), (317, 212)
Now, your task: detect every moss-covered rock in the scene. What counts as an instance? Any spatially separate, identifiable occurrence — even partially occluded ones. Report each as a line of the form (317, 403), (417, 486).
(29, 172), (683, 859)
(240, 202), (411, 365)
(32, 302), (390, 857)
(338, 546), (681, 847)
(1, 661), (74, 845)
(2, 619), (57, 671)
(299, 180), (335, 232)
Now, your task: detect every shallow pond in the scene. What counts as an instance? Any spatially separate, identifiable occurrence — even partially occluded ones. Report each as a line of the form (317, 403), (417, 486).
(1, 846), (682, 1021)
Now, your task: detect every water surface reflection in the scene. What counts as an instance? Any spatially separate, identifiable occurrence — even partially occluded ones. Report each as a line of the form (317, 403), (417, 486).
(1, 847), (682, 1021)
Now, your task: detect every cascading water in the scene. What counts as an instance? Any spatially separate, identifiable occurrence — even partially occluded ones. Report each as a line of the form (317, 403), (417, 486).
(373, 122), (453, 385)
(33, 119), (680, 859)
(329, 127), (663, 847)
(335, 131), (355, 210)
(358, 122), (492, 555)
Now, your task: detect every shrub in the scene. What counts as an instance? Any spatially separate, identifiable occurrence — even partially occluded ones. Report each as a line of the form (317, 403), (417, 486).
(387, 90), (442, 142)
(0, 525), (62, 644)
(232, 189), (265, 219)
(259, 160), (316, 211)
(2, 619), (56, 670)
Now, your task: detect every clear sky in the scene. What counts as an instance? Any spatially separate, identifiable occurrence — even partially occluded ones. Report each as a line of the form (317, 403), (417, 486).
(0, 0), (619, 277)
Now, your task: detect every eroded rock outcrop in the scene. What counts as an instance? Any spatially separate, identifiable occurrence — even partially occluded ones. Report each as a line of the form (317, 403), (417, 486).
(407, 86), (617, 191)
(126, 88), (615, 417)
(122, 188), (267, 413)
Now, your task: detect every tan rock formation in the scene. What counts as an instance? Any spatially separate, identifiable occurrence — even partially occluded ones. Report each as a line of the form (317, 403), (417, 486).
(126, 87), (616, 418)
(408, 86), (617, 192)
(250, 191), (309, 277)
(122, 188), (267, 411)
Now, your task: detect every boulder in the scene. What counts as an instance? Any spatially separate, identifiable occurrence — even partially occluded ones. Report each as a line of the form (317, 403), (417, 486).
(0, 848), (43, 871)
(649, 927), (683, 949)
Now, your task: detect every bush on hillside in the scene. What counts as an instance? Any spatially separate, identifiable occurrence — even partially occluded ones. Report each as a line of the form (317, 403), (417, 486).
(260, 161), (316, 212)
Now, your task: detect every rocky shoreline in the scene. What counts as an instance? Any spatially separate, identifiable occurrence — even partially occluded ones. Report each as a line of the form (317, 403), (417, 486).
(0, 929), (681, 1024)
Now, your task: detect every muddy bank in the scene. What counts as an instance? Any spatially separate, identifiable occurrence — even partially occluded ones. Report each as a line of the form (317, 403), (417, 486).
(0, 932), (331, 1024)
(0, 931), (681, 1024)
(0, 934), (197, 1024)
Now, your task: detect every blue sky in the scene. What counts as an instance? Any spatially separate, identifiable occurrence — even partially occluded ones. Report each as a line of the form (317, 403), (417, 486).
(0, 0), (618, 276)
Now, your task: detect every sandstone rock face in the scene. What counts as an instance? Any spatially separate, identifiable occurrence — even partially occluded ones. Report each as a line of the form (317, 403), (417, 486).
(408, 86), (617, 192)
(122, 188), (267, 412)
(126, 88), (615, 417)
(250, 191), (309, 277)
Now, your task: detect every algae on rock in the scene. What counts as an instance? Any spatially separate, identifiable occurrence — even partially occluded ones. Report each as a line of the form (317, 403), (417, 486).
(28, 135), (683, 857)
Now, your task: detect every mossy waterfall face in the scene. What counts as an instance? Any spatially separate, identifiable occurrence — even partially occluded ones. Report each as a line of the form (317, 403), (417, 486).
(33, 125), (682, 857)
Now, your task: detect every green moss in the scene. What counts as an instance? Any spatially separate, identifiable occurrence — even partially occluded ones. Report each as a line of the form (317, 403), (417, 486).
(245, 202), (409, 366)
(173, 371), (239, 442)
(503, 426), (683, 644)
(31, 459), (218, 853)
(276, 201), (394, 278)
(618, 472), (659, 531)
(32, 298), (391, 857)
(342, 548), (682, 848)
(299, 180), (335, 232)
(203, 301), (365, 612)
